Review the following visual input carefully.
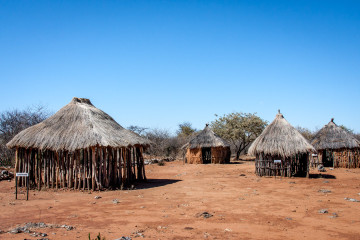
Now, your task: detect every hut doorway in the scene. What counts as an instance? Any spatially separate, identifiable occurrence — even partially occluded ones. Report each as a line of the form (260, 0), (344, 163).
(202, 148), (212, 164)
(322, 150), (334, 167)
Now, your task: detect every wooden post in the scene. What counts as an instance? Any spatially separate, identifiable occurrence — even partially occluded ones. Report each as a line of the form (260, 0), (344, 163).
(306, 153), (310, 178)
(83, 149), (86, 191)
(104, 147), (109, 188)
(87, 148), (91, 190)
(74, 151), (78, 189)
(98, 148), (102, 189)
(14, 148), (19, 187)
(141, 147), (146, 181)
(52, 151), (55, 188)
(118, 148), (123, 188)
(55, 151), (59, 189)
(91, 147), (96, 191)
(92, 147), (101, 190)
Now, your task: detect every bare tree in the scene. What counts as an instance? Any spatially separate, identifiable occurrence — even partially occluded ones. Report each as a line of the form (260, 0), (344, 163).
(0, 105), (50, 166)
(145, 128), (182, 159)
(296, 126), (314, 142)
(127, 125), (148, 136)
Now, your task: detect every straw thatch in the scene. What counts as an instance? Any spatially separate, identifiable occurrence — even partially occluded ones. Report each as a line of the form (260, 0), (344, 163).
(248, 111), (315, 158)
(7, 97), (150, 151)
(311, 119), (360, 150)
(183, 125), (230, 164)
(183, 124), (230, 149)
(249, 111), (314, 177)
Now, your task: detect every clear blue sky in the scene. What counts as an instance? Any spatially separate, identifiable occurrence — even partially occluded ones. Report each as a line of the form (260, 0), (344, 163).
(1, 0), (359, 134)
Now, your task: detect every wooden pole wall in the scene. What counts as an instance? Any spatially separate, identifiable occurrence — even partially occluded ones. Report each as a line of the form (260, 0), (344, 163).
(14, 145), (147, 190)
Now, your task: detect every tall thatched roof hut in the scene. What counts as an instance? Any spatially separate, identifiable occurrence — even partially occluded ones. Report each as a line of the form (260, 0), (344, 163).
(183, 124), (230, 164)
(311, 118), (360, 168)
(248, 111), (315, 177)
(7, 97), (150, 190)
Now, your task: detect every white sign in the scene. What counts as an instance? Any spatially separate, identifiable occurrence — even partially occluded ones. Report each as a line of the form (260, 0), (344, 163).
(16, 173), (29, 177)
(312, 154), (318, 157)
(274, 160), (281, 163)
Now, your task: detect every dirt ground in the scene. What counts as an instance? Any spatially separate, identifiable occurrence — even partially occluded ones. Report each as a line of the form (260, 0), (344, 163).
(0, 160), (360, 240)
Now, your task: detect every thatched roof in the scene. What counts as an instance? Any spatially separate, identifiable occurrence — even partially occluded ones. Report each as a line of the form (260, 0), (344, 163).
(311, 118), (360, 150)
(183, 124), (230, 149)
(248, 111), (315, 158)
(7, 97), (150, 151)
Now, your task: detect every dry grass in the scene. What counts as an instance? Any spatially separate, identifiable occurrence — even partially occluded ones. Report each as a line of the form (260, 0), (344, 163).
(183, 125), (230, 149)
(311, 119), (360, 150)
(248, 111), (315, 158)
(7, 97), (150, 151)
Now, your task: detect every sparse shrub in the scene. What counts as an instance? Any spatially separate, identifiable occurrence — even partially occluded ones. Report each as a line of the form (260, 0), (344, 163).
(0, 105), (50, 166)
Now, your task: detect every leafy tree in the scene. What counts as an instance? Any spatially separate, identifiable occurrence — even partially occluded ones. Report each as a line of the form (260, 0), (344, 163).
(177, 122), (197, 137)
(211, 112), (267, 160)
(0, 105), (50, 166)
(339, 125), (354, 134)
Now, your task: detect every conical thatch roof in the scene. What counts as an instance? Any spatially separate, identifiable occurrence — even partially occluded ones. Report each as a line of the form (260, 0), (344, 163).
(183, 124), (230, 149)
(7, 97), (150, 151)
(248, 111), (315, 158)
(311, 118), (360, 150)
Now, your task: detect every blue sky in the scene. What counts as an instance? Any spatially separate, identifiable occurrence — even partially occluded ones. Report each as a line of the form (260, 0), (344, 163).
(1, 0), (359, 134)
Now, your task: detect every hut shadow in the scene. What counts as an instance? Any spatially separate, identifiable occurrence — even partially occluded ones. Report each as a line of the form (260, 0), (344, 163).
(135, 179), (182, 189)
(309, 173), (336, 179)
(228, 161), (245, 165)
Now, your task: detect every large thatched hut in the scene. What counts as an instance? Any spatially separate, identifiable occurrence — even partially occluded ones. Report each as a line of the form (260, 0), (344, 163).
(183, 124), (230, 164)
(311, 118), (360, 168)
(248, 111), (315, 177)
(7, 97), (150, 190)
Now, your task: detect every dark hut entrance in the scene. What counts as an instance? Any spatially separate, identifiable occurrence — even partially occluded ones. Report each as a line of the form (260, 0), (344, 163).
(322, 150), (334, 167)
(202, 148), (212, 164)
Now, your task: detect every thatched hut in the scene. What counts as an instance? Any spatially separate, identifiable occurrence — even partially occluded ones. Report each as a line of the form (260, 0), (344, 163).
(248, 111), (315, 177)
(7, 97), (150, 190)
(183, 124), (230, 164)
(311, 118), (360, 168)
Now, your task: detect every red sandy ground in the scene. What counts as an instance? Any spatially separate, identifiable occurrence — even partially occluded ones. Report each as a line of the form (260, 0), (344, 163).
(0, 160), (360, 240)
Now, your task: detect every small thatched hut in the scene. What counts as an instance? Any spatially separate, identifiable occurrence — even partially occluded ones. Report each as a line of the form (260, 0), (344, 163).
(183, 124), (230, 164)
(311, 118), (360, 168)
(7, 97), (150, 190)
(248, 111), (315, 177)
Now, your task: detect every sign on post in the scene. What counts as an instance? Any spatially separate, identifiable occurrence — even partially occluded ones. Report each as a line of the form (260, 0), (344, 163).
(16, 173), (29, 177)
(15, 172), (29, 201)
(274, 160), (281, 163)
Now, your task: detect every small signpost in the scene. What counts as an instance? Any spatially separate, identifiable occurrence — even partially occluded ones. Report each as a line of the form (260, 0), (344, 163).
(15, 172), (29, 200)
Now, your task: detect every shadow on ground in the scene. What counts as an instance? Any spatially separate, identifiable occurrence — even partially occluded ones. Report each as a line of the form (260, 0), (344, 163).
(135, 179), (182, 189)
(309, 173), (336, 179)
(228, 161), (245, 165)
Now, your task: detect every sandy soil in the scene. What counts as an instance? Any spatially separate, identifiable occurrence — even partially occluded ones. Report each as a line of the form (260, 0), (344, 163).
(0, 160), (360, 240)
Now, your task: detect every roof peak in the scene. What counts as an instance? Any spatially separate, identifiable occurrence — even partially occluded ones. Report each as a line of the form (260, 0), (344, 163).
(276, 109), (284, 119)
(71, 97), (93, 106)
